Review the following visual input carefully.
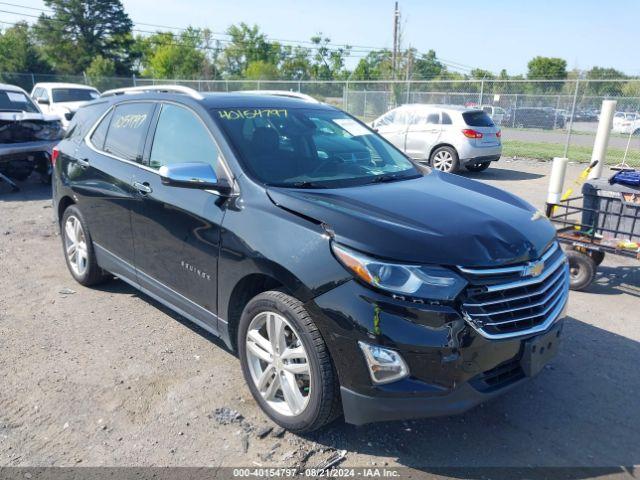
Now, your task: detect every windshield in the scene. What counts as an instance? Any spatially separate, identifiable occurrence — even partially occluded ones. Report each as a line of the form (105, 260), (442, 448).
(0, 90), (39, 113)
(52, 88), (99, 103)
(214, 107), (420, 188)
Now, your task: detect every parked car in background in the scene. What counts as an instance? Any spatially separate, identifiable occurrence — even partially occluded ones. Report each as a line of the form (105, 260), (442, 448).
(612, 112), (640, 135)
(53, 86), (568, 432)
(508, 107), (564, 130)
(31, 83), (100, 129)
(372, 104), (502, 173)
(481, 105), (506, 126)
(572, 109), (599, 122)
(0, 83), (63, 189)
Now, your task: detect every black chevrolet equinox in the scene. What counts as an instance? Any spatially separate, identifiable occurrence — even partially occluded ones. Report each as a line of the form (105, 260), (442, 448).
(52, 86), (569, 432)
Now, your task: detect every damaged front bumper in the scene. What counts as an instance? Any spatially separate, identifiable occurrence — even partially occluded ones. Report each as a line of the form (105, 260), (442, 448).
(306, 280), (565, 425)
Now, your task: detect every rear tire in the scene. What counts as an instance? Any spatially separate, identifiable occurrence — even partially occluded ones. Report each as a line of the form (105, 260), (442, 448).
(430, 146), (459, 173)
(465, 161), (491, 172)
(61, 205), (110, 286)
(238, 291), (341, 432)
(566, 249), (596, 291)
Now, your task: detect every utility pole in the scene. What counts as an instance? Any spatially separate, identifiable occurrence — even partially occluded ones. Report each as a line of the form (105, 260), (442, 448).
(392, 1), (400, 79)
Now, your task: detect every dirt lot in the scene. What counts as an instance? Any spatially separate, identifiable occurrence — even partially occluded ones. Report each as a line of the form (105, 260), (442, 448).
(0, 159), (639, 475)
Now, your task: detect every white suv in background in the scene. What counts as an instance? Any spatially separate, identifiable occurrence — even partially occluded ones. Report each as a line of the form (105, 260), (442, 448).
(31, 83), (100, 128)
(612, 112), (640, 135)
(372, 104), (502, 173)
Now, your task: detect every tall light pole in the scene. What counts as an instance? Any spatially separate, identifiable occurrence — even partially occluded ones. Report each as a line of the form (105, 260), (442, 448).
(392, 2), (400, 79)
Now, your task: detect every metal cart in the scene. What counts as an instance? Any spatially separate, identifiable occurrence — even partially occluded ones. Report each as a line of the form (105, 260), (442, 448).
(546, 187), (640, 290)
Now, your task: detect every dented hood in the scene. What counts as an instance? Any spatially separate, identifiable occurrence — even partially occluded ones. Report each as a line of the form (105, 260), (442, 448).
(266, 171), (556, 267)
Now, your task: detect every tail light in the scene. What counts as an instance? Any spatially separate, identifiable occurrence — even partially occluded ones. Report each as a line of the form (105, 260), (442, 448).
(51, 147), (60, 168)
(462, 129), (483, 139)
(496, 130), (502, 138)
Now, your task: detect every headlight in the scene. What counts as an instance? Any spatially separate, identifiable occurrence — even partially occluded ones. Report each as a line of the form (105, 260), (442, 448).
(332, 243), (467, 301)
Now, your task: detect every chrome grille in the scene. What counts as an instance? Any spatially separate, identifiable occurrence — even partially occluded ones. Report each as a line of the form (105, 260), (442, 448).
(458, 243), (570, 339)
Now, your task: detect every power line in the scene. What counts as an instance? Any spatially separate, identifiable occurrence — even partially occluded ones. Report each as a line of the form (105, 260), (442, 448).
(0, 1), (480, 72)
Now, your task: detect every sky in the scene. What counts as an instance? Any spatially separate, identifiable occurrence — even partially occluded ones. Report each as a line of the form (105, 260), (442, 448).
(6, 0), (639, 76)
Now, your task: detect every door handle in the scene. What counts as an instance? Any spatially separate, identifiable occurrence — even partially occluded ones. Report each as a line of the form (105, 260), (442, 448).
(132, 181), (152, 194)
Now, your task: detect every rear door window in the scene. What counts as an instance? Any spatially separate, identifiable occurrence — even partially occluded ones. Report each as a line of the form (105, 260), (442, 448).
(103, 102), (155, 163)
(441, 112), (453, 125)
(426, 112), (440, 124)
(462, 111), (495, 127)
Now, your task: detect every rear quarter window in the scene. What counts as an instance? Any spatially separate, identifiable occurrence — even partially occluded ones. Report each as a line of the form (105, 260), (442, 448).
(462, 111), (495, 127)
(65, 101), (110, 144)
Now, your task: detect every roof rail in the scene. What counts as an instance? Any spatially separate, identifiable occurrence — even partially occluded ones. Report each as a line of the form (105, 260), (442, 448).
(235, 90), (319, 103)
(101, 85), (204, 100)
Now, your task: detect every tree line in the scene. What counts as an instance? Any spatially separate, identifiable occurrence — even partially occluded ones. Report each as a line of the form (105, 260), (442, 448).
(0, 0), (637, 97)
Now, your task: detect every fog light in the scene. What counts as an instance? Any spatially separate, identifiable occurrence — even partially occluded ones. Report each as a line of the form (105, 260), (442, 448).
(358, 341), (409, 385)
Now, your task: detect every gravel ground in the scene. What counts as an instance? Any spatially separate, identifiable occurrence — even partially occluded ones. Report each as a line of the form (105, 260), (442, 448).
(0, 159), (638, 475)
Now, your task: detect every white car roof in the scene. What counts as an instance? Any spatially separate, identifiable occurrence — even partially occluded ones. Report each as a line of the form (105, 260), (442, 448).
(0, 83), (28, 93)
(33, 82), (99, 91)
(398, 104), (476, 113)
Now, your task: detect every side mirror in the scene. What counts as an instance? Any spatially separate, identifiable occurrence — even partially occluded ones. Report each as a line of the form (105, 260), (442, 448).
(159, 162), (232, 195)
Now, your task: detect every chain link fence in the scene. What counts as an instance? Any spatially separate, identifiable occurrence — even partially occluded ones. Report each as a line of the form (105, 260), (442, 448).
(3, 72), (640, 167)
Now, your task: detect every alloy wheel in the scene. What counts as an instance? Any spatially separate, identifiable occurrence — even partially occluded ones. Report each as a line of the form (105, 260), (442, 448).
(245, 311), (311, 417)
(433, 150), (454, 172)
(64, 215), (88, 277)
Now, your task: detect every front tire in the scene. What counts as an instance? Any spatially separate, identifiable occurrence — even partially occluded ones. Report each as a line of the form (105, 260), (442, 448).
(430, 146), (459, 173)
(238, 291), (340, 432)
(61, 205), (110, 286)
(465, 161), (491, 172)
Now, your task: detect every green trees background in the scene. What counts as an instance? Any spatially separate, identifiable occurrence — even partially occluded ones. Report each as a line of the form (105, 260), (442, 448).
(0, 0), (634, 92)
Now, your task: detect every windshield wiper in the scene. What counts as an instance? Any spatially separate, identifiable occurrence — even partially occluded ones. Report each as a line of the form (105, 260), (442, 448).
(369, 173), (407, 184)
(290, 181), (328, 189)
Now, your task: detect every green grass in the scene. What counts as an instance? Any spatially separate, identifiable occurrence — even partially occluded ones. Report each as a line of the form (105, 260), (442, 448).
(502, 140), (640, 167)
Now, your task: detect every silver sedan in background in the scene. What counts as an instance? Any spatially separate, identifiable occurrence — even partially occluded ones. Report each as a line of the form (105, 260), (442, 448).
(371, 104), (502, 173)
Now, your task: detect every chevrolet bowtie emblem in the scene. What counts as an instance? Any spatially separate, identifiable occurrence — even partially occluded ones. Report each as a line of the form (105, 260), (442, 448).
(524, 260), (544, 277)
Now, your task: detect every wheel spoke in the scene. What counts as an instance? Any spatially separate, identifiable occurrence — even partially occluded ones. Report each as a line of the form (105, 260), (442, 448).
(66, 243), (76, 256)
(248, 329), (273, 356)
(281, 345), (306, 361)
(282, 362), (309, 375)
(280, 372), (303, 414)
(266, 313), (286, 354)
(65, 220), (76, 243)
(263, 372), (280, 401)
(74, 218), (81, 240)
(256, 365), (276, 392)
(247, 336), (273, 364)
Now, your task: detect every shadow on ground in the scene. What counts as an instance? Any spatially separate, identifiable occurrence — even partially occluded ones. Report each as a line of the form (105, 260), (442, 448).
(0, 177), (52, 202)
(94, 278), (234, 357)
(298, 316), (640, 474)
(588, 264), (640, 299)
(99, 272), (640, 474)
(460, 164), (545, 182)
